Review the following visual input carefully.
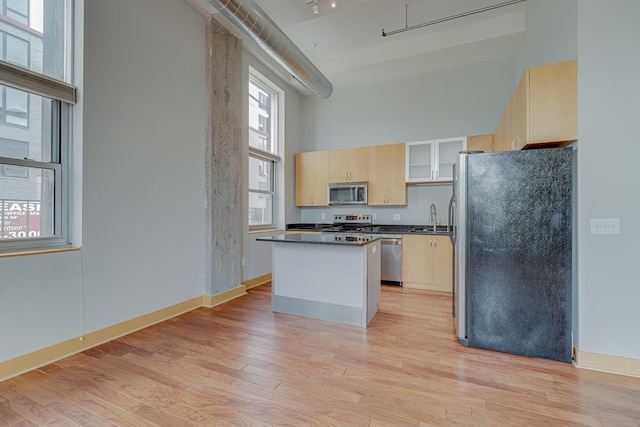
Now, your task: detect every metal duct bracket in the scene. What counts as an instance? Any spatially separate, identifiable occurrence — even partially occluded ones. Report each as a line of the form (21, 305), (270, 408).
(208, 0), (333, 98)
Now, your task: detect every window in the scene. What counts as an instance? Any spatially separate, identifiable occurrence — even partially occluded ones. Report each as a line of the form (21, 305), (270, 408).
(248, 72), (281, 230)
(0, 0), (75, 250)
(2, 0), (29, 26)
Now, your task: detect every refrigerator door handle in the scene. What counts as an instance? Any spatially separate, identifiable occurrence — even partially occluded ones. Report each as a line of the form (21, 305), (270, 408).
(448, 195), (456, 245)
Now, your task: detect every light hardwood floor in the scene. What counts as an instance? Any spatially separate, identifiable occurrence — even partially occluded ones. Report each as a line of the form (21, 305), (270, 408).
(2, 284), (639, 426)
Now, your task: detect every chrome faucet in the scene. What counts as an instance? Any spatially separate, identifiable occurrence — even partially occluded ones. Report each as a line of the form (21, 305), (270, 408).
(430, 203), (437, 232)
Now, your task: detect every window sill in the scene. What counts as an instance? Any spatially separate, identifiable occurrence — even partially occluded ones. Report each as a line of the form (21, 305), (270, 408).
(249, 228), (283, 235)
(0, 245), (80, 258)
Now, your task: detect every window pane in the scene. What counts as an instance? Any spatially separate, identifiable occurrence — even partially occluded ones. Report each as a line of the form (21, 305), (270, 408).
(249, 79), (276, 154)
(0, 138), (27, 159)
(1, 1), (68, 81)
(5, 86), (29, 126)
(6, 0), (29, 25)
(0, 138), (28, 177)
(248, 192), (272, 227)
(1, 86), (52, 161)
(7, 0), (29, 16)
(248, 156), (273, 192)
(5, 33), (29, 67)
(1, 167), (54, 239)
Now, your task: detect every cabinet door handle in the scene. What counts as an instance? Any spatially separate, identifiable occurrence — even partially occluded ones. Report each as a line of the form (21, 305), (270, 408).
(511, 135), (520, 151)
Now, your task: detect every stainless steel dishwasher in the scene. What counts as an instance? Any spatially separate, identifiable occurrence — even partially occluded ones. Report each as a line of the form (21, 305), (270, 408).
(380, 235), (402, 285)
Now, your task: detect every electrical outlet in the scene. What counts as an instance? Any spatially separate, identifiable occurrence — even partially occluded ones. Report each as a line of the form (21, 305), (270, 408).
(590, 218), (620, 235)
(320, 212), (326, 220)
(241, 257), (246, 266)
(393, 213), (401, 221)
(372, 213), (377, 220)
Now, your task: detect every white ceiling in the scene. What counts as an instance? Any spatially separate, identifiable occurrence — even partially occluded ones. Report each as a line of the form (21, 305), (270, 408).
(253, 0), (528, 90)
(185, 0), (529, 91)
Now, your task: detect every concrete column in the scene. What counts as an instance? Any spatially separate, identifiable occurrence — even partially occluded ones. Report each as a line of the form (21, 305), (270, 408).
(204, 17), (242, 295)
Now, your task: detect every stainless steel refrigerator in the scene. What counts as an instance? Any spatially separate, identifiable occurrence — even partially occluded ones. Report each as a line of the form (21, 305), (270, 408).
(449, 148), (573, 363)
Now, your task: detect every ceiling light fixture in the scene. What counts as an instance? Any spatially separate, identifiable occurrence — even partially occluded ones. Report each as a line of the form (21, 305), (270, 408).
(306, 0), (319, 14)
(330, 0), (337, 8)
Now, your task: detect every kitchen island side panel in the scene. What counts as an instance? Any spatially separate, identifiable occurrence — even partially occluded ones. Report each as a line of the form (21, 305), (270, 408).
(269, 240), (380, 327)
(272, 243), (366, 307)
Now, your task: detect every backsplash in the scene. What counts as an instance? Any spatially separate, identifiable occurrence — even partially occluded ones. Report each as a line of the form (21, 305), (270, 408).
(299, 184), (453, 226)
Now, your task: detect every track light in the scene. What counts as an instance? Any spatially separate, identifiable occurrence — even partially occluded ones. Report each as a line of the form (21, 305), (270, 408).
(313, 1), (319, 14)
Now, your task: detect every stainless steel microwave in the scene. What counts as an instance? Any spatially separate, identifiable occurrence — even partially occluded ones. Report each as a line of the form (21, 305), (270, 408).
(328, 182), (368, 205)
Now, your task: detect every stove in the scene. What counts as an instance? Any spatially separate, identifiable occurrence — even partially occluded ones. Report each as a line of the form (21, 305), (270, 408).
(322, 214), (373, 233)
(321, 214), (376, 241)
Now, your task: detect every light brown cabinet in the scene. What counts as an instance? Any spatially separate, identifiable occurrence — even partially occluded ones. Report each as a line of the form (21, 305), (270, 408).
(494, 59), (577, 152)
(467, 134), (494, 153)
(402, 234), (452, 292)
(328, 147), (369, 183)
(295, 150), (328, 206)
(368, 143), (406, 205)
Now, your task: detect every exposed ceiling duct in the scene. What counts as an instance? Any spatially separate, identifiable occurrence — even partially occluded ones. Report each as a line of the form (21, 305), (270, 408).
(207, 0), (333, 99)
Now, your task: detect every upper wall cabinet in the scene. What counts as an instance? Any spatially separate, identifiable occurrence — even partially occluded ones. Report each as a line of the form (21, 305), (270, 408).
(295, 150), (328, 206)
(328, 147), (369, 183)
(467, 134), (494, 153)
(405, 137), (467, 184)
(494, 59), (578, 151)
(368, 143), (406, 206)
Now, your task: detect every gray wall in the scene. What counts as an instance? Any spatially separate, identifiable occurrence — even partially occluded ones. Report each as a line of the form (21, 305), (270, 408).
(515, 0), (578, 79)
(297, 57), (515, 225)
(514, 0), (640, 365)
(576, 1), (640, 360)
(0, 0), (207, 362)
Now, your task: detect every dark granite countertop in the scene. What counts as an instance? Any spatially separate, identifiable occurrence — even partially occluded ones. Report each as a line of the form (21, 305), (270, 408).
(286, 223), (332, 231)
(286, 223), (450, 236)
(257, 233), (382, 247)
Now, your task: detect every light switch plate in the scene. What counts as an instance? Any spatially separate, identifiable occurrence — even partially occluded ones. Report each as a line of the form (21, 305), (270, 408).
(590, 218), (620, 234)
(393, 214), (401, 221)
(320, 212), (325, 220)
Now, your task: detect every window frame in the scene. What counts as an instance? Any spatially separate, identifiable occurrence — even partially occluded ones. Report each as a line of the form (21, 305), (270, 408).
(248, 71), (281, 231)
(0, 0), (76, 252)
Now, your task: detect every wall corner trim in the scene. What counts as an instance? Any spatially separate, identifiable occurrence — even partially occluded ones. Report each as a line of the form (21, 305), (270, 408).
(0, 287), (249, 382)
(574, 349), (640, 378)
(203, 285), (247, 308)
(242, 273), (271, 289)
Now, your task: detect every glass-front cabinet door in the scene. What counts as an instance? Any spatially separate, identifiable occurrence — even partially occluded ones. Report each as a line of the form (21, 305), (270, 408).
(405, 141), (434, 182)
(436, 137), (466, 181)
(405, 137), (467, 183)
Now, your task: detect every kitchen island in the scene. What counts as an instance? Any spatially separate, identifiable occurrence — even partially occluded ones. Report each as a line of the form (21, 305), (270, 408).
(257, 233), (381, 327)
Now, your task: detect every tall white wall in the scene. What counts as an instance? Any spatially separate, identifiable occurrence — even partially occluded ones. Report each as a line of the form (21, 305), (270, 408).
(513, 0), (640, 362)
(298, 57), (515, 225)
(576, 1), (640, 359)
(0, 0), (207, 363)
(515, 0), (578, 80)
(81, 0), (206, 331)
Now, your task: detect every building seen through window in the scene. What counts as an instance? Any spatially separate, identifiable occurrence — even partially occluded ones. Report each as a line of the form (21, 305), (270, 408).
(0, 0), (73, 248)
(248, 73), (281, 229)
